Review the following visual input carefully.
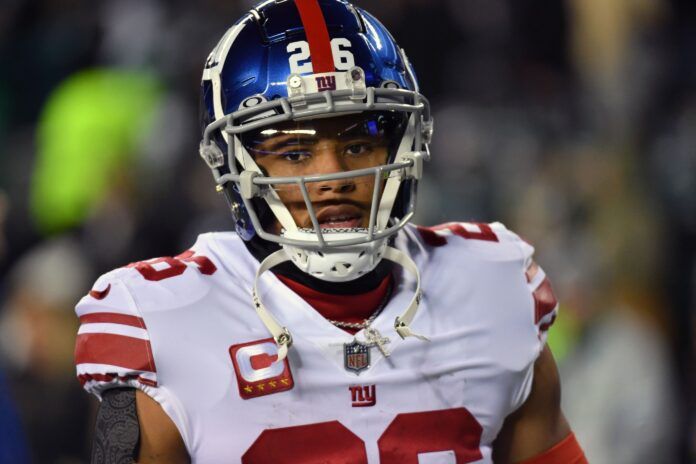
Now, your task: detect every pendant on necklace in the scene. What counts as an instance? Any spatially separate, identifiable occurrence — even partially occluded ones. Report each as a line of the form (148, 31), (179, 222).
(343, 327), (392, 374)
(364, 327), (391, 358)
(343, 339), (371, 375)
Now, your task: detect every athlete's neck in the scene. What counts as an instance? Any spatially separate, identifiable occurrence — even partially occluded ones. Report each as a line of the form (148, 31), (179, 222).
(276, 273), (392, 334)
(243, 235), (394, 333)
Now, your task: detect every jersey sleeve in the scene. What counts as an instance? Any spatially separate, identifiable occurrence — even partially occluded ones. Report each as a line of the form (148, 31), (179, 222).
(490, 222), (559, 346)
(489, 223), (560, 414)
(74, 268), (158, 400)
(523, 258), (559, 346)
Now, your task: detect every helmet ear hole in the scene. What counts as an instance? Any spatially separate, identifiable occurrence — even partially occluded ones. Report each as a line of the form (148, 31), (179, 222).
(222, 183), (256, 241)
(390, 178), (414, 221)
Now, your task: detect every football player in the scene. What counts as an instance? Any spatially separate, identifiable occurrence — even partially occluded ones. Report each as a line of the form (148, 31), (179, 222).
(75, 1), (588, 462)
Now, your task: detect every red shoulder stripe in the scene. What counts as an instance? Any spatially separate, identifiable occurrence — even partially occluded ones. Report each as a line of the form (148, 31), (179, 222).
(294, 0), (335, 73)
(533, 277), (558, 324)
(88, 284), (111, 300)
(416, 223), (500, 246)
(77, 373), (157, 388)
(416, 226), (448, 247)
(75, 333), (156, 373)
(79, 312), (146, 329)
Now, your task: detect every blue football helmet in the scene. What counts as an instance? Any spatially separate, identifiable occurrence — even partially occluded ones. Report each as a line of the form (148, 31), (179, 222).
(199, 0), (433, 283)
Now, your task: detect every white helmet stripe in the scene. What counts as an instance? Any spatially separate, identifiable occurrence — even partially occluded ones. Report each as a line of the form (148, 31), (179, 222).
(202, 16), (253, 127)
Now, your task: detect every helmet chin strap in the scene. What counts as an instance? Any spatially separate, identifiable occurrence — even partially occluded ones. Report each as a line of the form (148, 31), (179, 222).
(252, 246), (429, 362)
(281, 229), (388, 282)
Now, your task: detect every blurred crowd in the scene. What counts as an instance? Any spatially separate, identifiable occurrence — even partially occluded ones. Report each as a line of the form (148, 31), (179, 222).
(0, 0), (694, 462)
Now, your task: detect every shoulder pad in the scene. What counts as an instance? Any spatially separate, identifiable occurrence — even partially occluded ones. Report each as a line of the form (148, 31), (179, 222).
(74, 236), (222, 399)
(414, 221), (534, 263)
(118, 238), (221, 313)
(413, 221), (555, 338)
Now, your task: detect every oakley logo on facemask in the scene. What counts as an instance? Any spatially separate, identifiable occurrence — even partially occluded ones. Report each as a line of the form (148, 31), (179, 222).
(287, 38), (355, 74)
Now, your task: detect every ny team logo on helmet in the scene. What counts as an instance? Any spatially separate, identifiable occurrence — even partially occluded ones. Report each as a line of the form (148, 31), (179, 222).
(199, 0), (433, 282)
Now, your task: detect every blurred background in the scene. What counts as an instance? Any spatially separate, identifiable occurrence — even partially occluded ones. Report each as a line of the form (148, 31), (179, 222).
(0, 0), (694, 462)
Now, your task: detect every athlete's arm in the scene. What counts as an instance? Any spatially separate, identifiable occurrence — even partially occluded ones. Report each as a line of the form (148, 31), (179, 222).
(90, 389), (188, 464)
(91, 389), (140, 463)
(135, 389), (189, 463)
(492, 346), (585, 463)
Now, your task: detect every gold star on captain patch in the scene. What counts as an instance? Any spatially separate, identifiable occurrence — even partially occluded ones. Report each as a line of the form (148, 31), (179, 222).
(280, 379), (289, 386)
(268, 380), (277, 388)
(244, 386), (253, 393)
(257, 383), (265, 391)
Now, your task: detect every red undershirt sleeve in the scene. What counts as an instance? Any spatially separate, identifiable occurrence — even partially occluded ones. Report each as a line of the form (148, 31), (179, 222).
(517, 432), (588, 464)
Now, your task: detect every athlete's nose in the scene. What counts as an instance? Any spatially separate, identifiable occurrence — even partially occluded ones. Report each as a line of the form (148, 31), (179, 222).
(313, 141), (347, 173)
(313, 141), (356, 194)
(318, 181), (356, 194)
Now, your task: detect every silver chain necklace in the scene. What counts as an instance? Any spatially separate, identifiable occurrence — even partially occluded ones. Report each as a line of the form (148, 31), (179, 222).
(328, 280), (394, 356)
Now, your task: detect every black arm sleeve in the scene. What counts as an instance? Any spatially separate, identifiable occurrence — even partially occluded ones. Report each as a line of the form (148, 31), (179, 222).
(91, 388), (140, 464)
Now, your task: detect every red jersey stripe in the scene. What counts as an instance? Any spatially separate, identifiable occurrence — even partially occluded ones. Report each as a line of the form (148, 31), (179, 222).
(79, 312), (147, 329)
(533, 277), (558, 324)
(75, 333), (156, 373)
(77, 372), (157, 387)
(294, 0), (335, 73)
(416, 226), (448, 247)
(88, 283), (111, 300)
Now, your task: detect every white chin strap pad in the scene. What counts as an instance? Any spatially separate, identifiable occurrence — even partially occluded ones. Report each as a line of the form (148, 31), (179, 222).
(252, 246), (429, 362)
(281, 230), (388, 282)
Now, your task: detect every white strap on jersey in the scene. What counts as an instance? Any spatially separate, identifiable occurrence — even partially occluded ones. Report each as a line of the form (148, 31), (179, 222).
(382, 246), (429, 342)
(251, 250), (295, 361)
(252, 247), (429, 362)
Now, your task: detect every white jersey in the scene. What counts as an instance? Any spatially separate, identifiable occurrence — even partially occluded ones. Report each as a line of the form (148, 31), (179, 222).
(74, 222), (558, 463)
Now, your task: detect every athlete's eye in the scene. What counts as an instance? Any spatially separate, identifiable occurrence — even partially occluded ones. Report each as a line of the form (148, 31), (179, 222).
(344, 143), (371, 156)
(280, 150), (311, 162)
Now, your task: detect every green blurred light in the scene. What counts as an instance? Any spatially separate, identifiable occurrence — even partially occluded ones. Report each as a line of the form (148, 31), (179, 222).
(30, 68), (162, 234)
(546, 303), (582, 364)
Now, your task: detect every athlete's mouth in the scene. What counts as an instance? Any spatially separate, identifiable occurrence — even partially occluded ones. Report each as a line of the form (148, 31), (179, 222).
(315, 205), (364, 229)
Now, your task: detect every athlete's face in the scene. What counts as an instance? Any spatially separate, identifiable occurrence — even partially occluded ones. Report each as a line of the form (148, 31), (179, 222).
(242, 112), (404, 232)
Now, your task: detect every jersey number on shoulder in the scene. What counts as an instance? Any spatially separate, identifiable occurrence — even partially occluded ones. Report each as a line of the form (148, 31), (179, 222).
(243, 407), (483, 463)
(418, 222), (499, 246)
(127, 250), (217, 281)
(287, 38), (355, 74)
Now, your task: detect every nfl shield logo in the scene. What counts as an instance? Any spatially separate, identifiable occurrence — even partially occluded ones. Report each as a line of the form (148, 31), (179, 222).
(344, 340), (370, 374)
